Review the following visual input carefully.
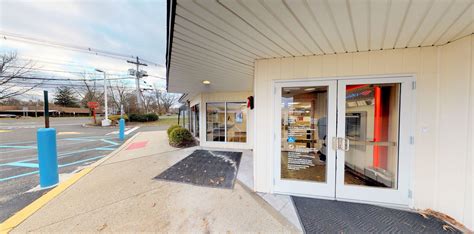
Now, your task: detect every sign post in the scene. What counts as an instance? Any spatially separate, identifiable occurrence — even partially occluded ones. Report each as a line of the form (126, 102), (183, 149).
(87, 101), (99, 124)
(37, 90), (58, 188)
(44, 90), (49, 128)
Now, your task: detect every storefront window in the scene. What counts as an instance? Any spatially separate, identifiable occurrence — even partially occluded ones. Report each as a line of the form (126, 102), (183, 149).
(191, 104), (199, 138)
(226, 102), (247, 142)
(206, 102), (247, 143)
(206, 103), (226, 142)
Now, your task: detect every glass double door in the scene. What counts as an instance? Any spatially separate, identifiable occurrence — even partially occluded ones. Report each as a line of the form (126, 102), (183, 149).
(274, 77), (413, 206)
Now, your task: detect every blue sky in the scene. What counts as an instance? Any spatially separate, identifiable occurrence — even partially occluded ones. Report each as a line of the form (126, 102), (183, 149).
(0, 0), (167, 99)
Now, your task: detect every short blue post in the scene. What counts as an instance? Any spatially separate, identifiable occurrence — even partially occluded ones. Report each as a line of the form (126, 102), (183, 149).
(37, 128), (59, 188)
(119, 118), (125, 141)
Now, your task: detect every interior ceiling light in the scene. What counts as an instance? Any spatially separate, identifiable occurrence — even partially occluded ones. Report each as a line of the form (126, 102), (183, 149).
(202, 80), (211, 85)
(304, 87), (316, 91)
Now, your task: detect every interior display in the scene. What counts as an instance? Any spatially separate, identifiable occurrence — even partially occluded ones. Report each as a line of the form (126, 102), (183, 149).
(280, 86), (328, 183)
(206, 103), (226, 142)
(226, 102), (247, 142)
(344, 83), (400, 189)
(206, 102), (247, 143)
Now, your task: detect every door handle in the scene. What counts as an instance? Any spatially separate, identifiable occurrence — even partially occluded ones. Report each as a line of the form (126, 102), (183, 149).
(333, 137), (350, 151)
(344, 138), (350, 151)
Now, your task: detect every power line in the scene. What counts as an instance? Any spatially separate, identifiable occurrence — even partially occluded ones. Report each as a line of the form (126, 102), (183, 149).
(1, 31), (164, 67)
(16, 57), (132, 73)
(8, 81), (140, 89)
(0, 75), (136, 82)
(8, 66), (132, 77)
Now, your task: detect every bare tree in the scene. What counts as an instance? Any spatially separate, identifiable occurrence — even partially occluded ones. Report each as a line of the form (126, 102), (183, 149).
(159, 91), (179, 114)
(0, 52), (40, 100)
(71, 72), (103, 108)
(108, 80), (131, 114)
(142, 93), (156, 114)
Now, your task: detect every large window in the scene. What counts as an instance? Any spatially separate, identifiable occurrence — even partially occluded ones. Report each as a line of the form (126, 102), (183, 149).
(206, 102), (247, 143)
(191, 104), (199, 137)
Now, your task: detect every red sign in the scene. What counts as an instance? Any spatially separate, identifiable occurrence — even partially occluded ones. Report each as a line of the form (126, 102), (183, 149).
(87, 102), (99, 109)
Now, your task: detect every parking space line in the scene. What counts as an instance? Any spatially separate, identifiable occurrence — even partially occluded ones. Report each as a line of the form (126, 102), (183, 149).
(58, 155), (105, 168)
(5, 162), (39, 168)
(0, 171), (38, 182)
(0, 155), (106, 182)
(94, 147), (116, 151)
(0, 145), (36, 149)
(100, 139), (119, 146)
(125, 126), (139, 135)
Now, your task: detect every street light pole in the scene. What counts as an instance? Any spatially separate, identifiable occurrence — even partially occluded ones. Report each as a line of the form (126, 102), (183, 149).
(95, 69), (111, 126)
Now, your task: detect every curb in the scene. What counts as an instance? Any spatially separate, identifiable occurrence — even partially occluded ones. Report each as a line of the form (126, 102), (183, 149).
(0, 133), (142, 233)
(81, 123), (117, 129)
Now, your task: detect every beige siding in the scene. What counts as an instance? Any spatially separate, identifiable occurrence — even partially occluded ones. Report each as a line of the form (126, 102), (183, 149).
(254, 35), (473, 229)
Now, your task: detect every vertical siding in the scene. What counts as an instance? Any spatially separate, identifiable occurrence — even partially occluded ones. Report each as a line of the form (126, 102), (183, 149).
(437, 36), (471, 223)
(254, 35), (473, 229)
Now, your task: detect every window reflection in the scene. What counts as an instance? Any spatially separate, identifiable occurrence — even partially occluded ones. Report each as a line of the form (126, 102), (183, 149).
(344, 83), (400, 189)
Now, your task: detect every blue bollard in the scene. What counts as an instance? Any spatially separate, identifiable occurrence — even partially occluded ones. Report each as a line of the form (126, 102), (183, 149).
(119, 118), (125, 141)
(37, 128), (59, 188)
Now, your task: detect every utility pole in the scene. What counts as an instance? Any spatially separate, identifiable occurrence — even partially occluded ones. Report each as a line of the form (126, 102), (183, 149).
(127, 57), (147, 112)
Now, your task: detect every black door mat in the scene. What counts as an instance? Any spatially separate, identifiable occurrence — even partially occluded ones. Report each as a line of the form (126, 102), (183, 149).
(154, 150), (242, 189)
(292, 196), (460, 233)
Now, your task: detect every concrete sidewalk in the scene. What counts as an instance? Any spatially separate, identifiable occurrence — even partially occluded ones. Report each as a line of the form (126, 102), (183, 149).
(8, 131), (298, 232)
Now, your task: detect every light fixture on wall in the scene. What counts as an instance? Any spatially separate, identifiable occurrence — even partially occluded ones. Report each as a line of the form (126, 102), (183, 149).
(202, 80), (211, 85)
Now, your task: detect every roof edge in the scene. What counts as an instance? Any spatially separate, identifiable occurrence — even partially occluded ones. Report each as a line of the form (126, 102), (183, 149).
(165, 0), (177, 92)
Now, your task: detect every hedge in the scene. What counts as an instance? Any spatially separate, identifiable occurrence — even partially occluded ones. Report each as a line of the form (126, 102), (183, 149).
(108, 114), (128, 122)
(169, 127), (194, 147)
(167, 125), (182, 136)
(129, 113), (159, 122)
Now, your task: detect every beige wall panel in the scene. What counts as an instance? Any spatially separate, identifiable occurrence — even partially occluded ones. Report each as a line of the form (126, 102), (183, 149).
(436, 37), (471, 222)
(368, 50), (386, 74)
(322, 54), (338, 77)
(413, 76), (439, 210)
(463, 36), (474, 229)
(413, 48), (438, 210)
(280, 57), (295, 79)
(307, 55), (323, 77)
(421, 47), (438, 73)
(352, 51), (369, 75)
(336, 53), (353, 76)
(294, 56), (309, 78)
(254, 59), (276, 192)
(402, 48), (421, 73)
(385, 49), (404, 73)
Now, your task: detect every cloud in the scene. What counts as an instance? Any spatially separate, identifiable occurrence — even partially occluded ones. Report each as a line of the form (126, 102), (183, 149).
(0, 0), (167, 100)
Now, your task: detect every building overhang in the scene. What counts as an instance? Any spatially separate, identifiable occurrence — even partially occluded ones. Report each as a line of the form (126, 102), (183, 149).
(166, 0), (473, 100)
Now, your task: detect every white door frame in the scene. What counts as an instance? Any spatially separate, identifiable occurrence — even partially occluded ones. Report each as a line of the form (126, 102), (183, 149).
(273, 79), (337, 199)
(272, 75), (415, 207)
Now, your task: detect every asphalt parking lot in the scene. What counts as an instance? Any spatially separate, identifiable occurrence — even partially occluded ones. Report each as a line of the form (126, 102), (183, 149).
(0, 117), (164, 222)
